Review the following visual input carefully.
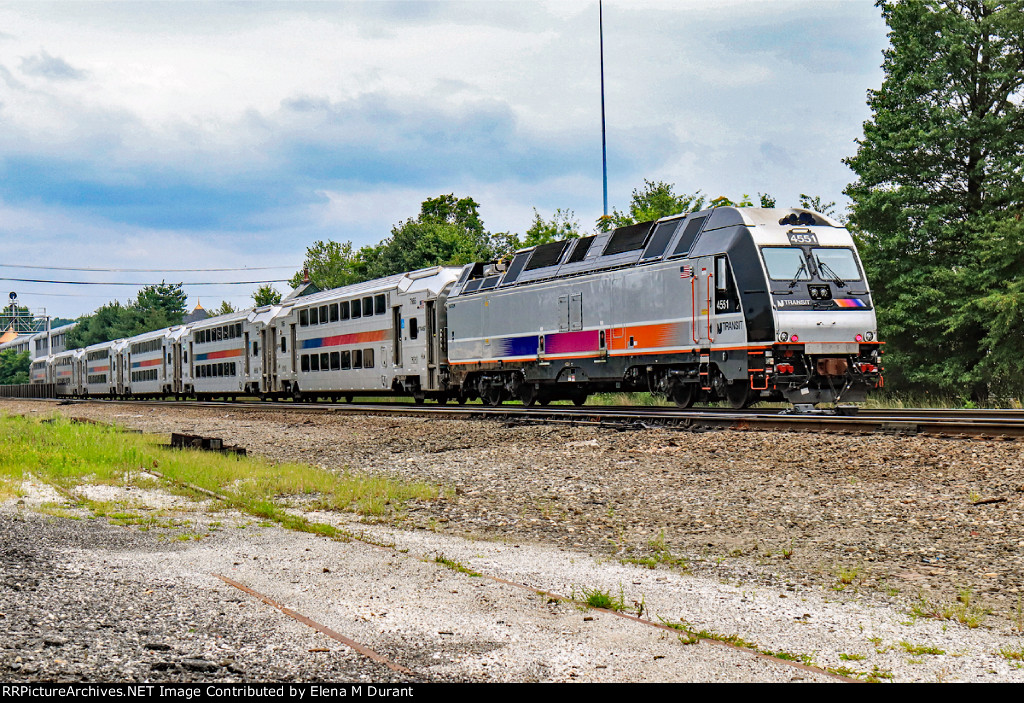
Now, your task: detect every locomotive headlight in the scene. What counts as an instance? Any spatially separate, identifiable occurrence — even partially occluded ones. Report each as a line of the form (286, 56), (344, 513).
(865, 331), (875, 342)
(778, 331), (789, 342)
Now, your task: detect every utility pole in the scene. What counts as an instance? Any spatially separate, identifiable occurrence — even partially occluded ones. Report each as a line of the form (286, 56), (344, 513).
(600, 0), (609, 222)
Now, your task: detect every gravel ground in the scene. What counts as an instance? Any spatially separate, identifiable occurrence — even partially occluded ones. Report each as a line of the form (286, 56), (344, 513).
(3, 398), (1024, 682)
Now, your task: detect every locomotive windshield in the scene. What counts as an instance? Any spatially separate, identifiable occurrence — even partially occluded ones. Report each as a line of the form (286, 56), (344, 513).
(811, 248), (861, 281)
(762, 247), (811, 281)
(762, 246), (862, 282)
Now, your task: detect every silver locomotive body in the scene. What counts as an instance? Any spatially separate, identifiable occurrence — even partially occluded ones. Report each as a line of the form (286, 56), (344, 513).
(445, 206), (881, 407)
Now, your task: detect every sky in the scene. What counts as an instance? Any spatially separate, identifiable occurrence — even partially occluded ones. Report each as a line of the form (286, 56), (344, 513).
(0, 0), (889, 319)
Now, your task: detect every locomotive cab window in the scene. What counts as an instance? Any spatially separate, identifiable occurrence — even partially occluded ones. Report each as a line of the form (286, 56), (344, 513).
(762, 247), (812, 281)
(812, 248), (862, 281)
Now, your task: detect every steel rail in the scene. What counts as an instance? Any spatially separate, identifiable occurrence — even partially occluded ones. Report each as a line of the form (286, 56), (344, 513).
(22, 397), (1024, 438)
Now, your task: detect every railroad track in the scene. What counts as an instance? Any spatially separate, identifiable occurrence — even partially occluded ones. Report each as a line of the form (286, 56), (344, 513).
(43, 397), (1024, 438)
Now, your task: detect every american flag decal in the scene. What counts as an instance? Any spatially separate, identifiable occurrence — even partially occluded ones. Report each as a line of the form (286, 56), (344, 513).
(680, 265), (693, 278)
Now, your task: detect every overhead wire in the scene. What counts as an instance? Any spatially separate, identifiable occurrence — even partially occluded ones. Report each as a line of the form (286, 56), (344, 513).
(0, 263), (299, 273)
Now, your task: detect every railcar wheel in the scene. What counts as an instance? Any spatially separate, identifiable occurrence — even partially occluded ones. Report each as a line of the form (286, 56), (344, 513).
(414, 393), (425, 405)
(484, 388), (504, 406)
(457, 394), (468, 405)
(572, 393), (588, 407)
(671, 383), (696, 409)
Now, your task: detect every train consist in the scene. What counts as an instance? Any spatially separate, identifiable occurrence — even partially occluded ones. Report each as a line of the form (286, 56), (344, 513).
(33, 206), (882, 408)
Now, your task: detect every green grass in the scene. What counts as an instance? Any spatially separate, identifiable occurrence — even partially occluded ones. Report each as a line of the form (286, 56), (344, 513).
(0, 413), (446, 537)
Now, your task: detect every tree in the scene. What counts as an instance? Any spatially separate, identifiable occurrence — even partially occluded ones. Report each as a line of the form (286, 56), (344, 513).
(602, 180), (706, 230)
(253, 285), (282, 307)
(798, 194), (839, 220)
(290, 240), (371, 290)
(363, 194), (497, 279)
(66, 282), (189, 349)
(844, 0), (1024, 398)
(134, 282), (187, 324)
(0, 349), (29, 384)
(214, 301), (238, 316)
(498, 208), (582, 255)
(293, 194), (501, 289)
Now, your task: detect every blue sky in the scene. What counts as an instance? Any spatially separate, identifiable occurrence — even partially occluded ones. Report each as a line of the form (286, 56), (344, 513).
(0, 0), (888, 318)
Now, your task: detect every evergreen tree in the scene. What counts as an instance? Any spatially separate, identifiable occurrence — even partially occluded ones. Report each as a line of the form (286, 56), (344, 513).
(845, 0), (1024, 398)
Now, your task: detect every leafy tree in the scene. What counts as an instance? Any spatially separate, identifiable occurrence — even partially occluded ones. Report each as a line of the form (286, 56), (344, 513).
(602, 180), (706, 230)
(798, 194), (839, 220)
(214, 301), (238, 316)
(290, 240), (371, 290)
(253, 285), (282, 307)
(363, 194), (496, 279)
(844, 0), (1024, 398)
(0, 349), (29, 384)
(499, 208), (582, 255)
(294, 194), (500, 289)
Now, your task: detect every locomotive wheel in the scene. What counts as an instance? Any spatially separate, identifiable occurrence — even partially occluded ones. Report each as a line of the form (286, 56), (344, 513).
(413, 393), (425, 405)
(726, 382), (753, 409)
(457, 394), (468, 405)
(518, 384), (537, 407)
(571, 393), (588, 407)
(484, 387), (504, 406)
(671, 382), (696, 409)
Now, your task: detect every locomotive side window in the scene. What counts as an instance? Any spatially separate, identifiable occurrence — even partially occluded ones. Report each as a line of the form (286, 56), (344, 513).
(714, 256), (740, 314)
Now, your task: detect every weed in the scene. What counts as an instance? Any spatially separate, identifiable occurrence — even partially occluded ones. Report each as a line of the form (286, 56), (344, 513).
(997, 646), (1024, 661)
(899, 641), (945, 656)
(572, 584), (627, 612)
(839, 653), (867, 661)
(432, 553), (481, 577)
(909, 587), (989, 628)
